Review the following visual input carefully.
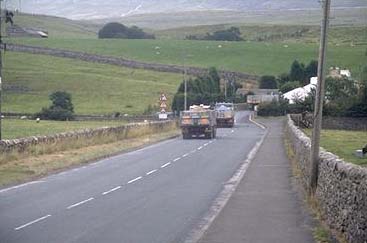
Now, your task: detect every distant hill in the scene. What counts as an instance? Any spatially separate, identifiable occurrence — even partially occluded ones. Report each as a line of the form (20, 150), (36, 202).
(7, 0), (367, 20)
(7, 13), (99, 38)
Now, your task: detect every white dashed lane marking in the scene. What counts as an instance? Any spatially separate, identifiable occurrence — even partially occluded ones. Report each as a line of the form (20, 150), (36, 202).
(146, 169), (158, 175)
(67, 198), (94, 210)
(15, 215), (52, 231)
(161, 162), (171, 168)
(102, 186), (121, 195)
(14, 139), (218, 232)
(127, 176), (142, 184)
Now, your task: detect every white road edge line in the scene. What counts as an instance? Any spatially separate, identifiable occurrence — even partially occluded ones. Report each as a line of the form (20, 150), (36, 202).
(0, 181), (45, 194)
(102, 186), (121, 195)
(203, 143), (208, 147)
(127, 176), (142, 184)
(182, 153), (189, 157)
(146, 169), (158, 175)
(249, 113), (266, 130)
(15, 215), (52, 231)
(161, 162), (171, 168)
(173, 157), (181, 162)
(197, 146), (203, 150)
(67, 197), (94, 209)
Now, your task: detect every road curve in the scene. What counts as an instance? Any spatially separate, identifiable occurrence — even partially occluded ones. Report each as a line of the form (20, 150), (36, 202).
(0, 111), (265, 243)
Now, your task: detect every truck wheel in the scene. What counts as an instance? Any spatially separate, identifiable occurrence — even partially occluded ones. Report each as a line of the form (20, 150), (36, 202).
(183, 132), (189, 139)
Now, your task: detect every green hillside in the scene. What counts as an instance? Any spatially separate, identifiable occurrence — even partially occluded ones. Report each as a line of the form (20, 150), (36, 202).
(8, 13), (100, 39)
(10, 38), (366, 77)
(156, 24), (367, 44)
(3, 52), (181, 115)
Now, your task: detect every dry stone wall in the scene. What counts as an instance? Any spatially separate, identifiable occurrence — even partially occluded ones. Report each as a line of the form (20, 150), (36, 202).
(0, 120), (177, 153)
(291, 114), (367, 131)
(286, 115), (367, 243)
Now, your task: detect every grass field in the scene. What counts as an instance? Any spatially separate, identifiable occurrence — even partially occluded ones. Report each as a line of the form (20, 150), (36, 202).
(109, 8), (367, 30)
(9, 38), (366, 76)
(3, 52), (182, 115)
(2, 119), (129, 140)
(304, 129), (367, 166)
(156, 24), (367, 44)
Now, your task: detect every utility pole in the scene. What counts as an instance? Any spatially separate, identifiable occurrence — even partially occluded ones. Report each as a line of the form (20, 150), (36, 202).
(183, 53), (187, 111)
(0, 0), (3, 141)
(309, 0), (331, 195)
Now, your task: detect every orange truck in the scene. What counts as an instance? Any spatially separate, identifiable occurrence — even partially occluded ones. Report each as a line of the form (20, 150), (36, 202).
(180, 105), (217, 139)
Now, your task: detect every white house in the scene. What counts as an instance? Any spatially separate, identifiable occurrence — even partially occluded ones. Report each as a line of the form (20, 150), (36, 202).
(283, 77), (318, 104)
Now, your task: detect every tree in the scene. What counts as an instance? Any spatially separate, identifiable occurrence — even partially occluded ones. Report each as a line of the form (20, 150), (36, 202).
(204, 27), (243, 41)
(259, 75), (277, 89)
(360, 65), (367, 103)
(49, 91), (74, 112)
(37, 91), (75, 121)
(324, 77), (358, 116)
(277, 73), (291, 87)
(345, 66), (367, 117)
(98, 22), (155, 39)
(289, 60), (306, 82)
(304, 60), (318, 84)
(171, 67), (224, 112)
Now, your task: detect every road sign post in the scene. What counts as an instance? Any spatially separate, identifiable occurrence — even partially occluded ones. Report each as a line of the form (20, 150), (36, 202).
(159, 93), (168, 120)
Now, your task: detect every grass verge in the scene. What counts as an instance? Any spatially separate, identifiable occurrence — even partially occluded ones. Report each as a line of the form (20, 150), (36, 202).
(284, 133), (346, 243)
(2, 119), (129, 139)
(303, 129), (367, 166)
(0, 128), (180, 187)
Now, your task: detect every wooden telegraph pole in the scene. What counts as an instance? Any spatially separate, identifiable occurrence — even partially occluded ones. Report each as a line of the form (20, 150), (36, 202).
(0, 0), (3, 141)
(309, 0), (331, 195)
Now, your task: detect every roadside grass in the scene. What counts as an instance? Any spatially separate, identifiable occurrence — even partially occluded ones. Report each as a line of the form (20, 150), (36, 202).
(2, 119), (129, 139)
(0, 123), (180, 187)
(303, 129), (367, 166)
(9, 38), (366, 76)
(3, 52), (181, 115)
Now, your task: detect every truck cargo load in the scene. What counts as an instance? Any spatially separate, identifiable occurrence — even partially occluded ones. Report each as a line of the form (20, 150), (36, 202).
(215, 103), (235, 128)
(180, 105), (217, 139)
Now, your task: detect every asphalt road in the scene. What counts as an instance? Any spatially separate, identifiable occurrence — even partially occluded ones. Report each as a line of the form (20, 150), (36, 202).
(0, 111), (264, 243)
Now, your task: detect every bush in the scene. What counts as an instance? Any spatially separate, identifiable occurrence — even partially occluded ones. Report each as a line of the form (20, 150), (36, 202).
(257, 100), (287, 116)
(259, 75), (277, 89)
(37, 107), (74, 121)
(36, 91), (75, 121)
(98, 22), (155, 39)
(279, 81), (301, 94)
(344, 102), (367, 117)
(186, 27), (244, 41)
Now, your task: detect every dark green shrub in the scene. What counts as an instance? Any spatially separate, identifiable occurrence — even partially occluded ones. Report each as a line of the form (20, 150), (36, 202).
(36, 91), (74, 121)
(98, 22), (155, 39)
